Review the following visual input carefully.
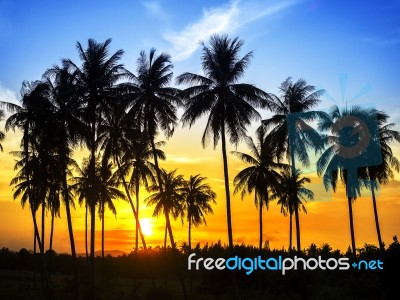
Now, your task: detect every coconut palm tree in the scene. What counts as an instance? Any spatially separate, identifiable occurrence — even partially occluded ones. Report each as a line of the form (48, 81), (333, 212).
(145, 169), (185, 247)
(262, 77), (324, 252)
(181, 174), (216, 251)
(317, 105), (371, 256)
(64, 38), (127, 295)
(361, 110), (400, 251)
(271, 168), (313, 252)
(232, 127), (285, 250)
(127, 48), (181, 188)
(2, 81), (53, 292)
(177, 34), (270, 250)
(44, 63), (85, 295)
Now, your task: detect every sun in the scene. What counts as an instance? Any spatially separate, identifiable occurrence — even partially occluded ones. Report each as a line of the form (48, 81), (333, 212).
(140, 218), (154, 236)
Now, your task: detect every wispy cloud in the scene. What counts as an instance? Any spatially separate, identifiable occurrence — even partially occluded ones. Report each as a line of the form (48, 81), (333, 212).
(0, 83), (18, 105)
(142, 1), (169, 20)
(163, 0), (298, 61)
(165, 154), (212, 164)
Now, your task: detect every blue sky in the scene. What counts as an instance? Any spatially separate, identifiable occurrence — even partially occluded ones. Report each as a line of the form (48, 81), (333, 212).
(0, 0), (399, 121)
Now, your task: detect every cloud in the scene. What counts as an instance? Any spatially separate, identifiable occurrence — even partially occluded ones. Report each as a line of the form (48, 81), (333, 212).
(163, 0), (298, 61)
(142, 1), (168, 20)
(165, 154), (211, 164)
(0, 82), (18, 106)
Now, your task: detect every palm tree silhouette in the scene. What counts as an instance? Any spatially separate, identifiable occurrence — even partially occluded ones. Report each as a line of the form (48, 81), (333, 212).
(361, 110), (400, 251)
(317, 105), (373, 256)
(64, 38), (127, 296)
(145, 169), (185, 248)
(262, 77), (324, 251)
(181, 174), (216, 251)
(177, 34), (270, 250)
(97, 162), (126, 260)
(3, 81), (53, 293)
(231, 127), (285, 250)
(44, 63), (84, 294)
(272, 168), (313, 252)
(128, 48), (181, 189)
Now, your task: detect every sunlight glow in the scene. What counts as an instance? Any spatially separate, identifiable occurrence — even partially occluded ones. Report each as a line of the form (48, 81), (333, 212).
(140, 218), (154, 236)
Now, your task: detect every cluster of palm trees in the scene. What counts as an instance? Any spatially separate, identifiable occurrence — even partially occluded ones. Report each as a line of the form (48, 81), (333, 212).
(0, 34), (399, 299)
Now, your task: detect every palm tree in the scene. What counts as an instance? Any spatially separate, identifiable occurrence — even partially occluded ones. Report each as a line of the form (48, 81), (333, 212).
(127, 48), (181, 188)
(97, 162), (126, 260)
(145, 169), (185, 248)
(361, 110), (400, 251)
(232, 127), (285, 250)
(181, 174), (216, 251)
(262, 77), (324, 252)
(44, 63), (85, 295)
(177, 34), (270, 250)
(126, 134), (161, 251)
(317, 105), (371, 256)
(271, 168), (313, 252)
(145, 169), (188, 299)
(64, 38), (127, 295)
(2, 81), (53, 292)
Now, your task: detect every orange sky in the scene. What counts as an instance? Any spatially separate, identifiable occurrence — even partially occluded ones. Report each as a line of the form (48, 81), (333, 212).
(0, 118), (399, 254)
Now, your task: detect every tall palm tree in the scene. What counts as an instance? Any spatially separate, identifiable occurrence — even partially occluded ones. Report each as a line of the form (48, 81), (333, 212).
(232, 127), (285, 250)
(3, 81), (53, 293)
(271, 168), (313, 252)
(127, 48), (181, 188)
(44, 63), (84, 295)
(262, 77), (324, 252)
(181, 174), (216, 251)
(177, 34), (270, 250)
(64, 38), (127, 295)
(361, 110), (400, 251)
(317, 105), (370, 256)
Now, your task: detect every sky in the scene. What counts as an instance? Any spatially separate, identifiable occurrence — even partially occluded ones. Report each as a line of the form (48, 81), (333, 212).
(0, 0), (399, 254)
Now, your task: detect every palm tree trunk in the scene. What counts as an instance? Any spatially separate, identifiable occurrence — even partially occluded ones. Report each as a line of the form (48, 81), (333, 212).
(165, 211), (188, 300)
(40, 201), (45, 289)
(258, 194), (262, 251)
(347, 196), (356, 256)
(221, 123), (233, 251)
(33, 226), (37, 288)
(371, 184), (384, 251)
(188, 217), (192, 252)
(135, 174), (140, 252)
(289, 212), (293, 252)
(115, 156), (155, 288)
(102, 201), (105, 261)
(85, 203), (89, 264)
(90, 200), (96, 296)
(294, 206), (301, 252)
(63, 173), (80, 300)
(49, 206), (55, 252)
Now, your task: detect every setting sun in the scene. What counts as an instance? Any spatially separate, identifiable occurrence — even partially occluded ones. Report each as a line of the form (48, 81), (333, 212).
(140, 218), (154, 236)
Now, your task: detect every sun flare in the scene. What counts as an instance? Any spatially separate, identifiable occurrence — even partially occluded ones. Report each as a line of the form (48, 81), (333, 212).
(140, 218), (154, 236)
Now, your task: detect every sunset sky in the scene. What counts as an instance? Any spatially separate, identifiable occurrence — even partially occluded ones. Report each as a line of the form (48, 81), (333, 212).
(0, 0), (399, 254)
